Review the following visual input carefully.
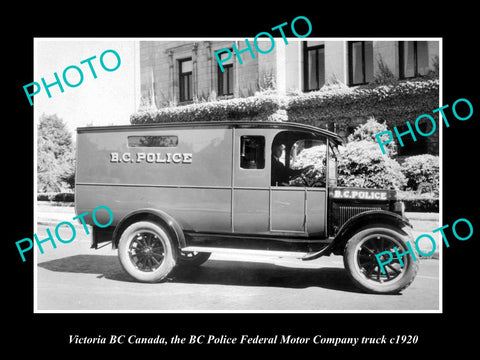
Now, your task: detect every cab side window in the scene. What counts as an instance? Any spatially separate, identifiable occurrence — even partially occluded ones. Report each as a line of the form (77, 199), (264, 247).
(240, 136), (265, 169)
(289, 139), (327, 187)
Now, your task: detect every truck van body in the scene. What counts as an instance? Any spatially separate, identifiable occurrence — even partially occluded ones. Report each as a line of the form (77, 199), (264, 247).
(75, 121), (417, 294)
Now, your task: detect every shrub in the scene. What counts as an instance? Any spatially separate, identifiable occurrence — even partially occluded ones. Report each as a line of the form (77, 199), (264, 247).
(401, 155), (439, 195)
(286, 139), (406, 190)
(403, 198), (438, 212)
(396, 191), (438, 212)
(37, 192), (74, 202)
(337, 140), (406, 189)
(348, 117), (397, 156)
(370, 55), (397, 85)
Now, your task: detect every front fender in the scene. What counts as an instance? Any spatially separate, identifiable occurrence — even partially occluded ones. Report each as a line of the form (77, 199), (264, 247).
(330, 210), (413, 255)
(112, 208), (186, 249)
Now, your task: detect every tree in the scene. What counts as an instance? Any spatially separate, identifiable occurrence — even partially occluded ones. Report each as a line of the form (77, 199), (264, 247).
(37, 114), (75, 192)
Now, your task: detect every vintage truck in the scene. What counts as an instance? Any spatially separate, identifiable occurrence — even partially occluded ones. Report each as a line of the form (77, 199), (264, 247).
(75, 121), (418, 294)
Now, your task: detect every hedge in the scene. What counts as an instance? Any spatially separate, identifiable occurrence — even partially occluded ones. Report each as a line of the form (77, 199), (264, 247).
(287, 79), (439, 128)
(130, 78), (439, 127)
(399, 197), (439, 212)
(131, 94), (284, 124)
(37, 192), (74, 202)
(396, 190), (438, 212)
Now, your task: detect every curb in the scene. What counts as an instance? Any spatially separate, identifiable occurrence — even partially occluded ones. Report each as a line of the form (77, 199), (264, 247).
(37, 220), (89, 228)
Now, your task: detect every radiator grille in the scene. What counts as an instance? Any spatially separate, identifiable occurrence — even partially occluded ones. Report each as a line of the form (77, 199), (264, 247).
(338, 206), (381, 228)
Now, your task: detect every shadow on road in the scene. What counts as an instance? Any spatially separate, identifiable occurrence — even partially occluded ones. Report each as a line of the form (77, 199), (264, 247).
(38, 254), (361, 293)
(38, 255), (135, 282)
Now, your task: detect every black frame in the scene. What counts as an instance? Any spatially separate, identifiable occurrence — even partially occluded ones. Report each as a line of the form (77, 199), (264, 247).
(303, 42), (324, 92)
(179, 58), (192, 102)
(218, 50), (233, 96)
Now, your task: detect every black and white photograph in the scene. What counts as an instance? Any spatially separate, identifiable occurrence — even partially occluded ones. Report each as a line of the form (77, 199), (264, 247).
(6, 6), (479, 356)
(33, 37), (442, 312)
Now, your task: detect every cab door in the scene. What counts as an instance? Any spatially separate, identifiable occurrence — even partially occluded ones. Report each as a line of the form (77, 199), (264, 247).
(231, 129), (328, 237)
(270, 187), (306, 233)
(270, 136), (328, 236)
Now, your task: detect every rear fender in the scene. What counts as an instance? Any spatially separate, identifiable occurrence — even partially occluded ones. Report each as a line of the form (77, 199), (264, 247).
(112, 208), (186, 249)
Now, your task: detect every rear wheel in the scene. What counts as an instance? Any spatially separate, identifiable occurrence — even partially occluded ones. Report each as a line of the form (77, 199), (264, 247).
(118, 221), (177, 282)
(177, 250), (211, 267)
(343, 226), (418, 294)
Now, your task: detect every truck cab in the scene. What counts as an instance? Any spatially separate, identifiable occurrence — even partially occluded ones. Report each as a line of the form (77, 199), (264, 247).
(75, 121), (417, 294)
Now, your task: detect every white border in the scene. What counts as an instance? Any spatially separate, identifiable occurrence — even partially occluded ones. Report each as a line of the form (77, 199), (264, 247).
(33, 37), (443, 314)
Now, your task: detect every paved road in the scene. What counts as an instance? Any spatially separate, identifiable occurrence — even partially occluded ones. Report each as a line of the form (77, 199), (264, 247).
(35, 223), (440, 312)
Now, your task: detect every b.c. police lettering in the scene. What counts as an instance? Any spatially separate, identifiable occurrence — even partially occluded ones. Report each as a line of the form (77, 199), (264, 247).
(110, 152), (192, 164)
(333, 189), (387, 200)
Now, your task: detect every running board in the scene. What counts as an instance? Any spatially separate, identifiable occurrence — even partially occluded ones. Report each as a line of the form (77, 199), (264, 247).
(182, 238), (335, 261)
(181, 246), (309, 259)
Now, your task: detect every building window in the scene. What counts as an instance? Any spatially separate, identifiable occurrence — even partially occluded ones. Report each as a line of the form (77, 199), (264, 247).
(303, 41), (325, 91)
(218, 50), (233, 96)
(240, 136), (265, 169)
(179, 58), (192, 102)
(348, 41), (373, 85)
(399, 41), (429, 79)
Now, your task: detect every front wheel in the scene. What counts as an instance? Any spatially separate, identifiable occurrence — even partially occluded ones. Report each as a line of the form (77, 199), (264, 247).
(118, 221), (177, 282)
(343, 226), (418, 294)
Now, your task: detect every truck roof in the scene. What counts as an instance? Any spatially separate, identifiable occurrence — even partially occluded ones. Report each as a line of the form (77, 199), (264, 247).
(76, 121), (344, 145)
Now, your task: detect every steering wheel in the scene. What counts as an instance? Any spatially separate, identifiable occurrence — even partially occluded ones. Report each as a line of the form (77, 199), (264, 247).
(298, 165), (315, 186)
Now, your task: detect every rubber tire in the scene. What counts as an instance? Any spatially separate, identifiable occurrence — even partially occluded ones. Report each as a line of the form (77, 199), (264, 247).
(177, 251), (211, 267)
(343, 225), (419, 294)
(118, 221), (177, 283)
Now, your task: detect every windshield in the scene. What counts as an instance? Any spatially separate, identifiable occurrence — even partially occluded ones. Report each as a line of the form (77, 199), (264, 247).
(271, 130), (341, 188)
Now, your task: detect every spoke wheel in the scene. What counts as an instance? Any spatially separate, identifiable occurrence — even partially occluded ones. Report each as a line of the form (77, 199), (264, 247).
(128, 232), (165, 272)
(343, 225), (418, 294)
(118, 221), (177, 283)
(355, 235), (404, 284)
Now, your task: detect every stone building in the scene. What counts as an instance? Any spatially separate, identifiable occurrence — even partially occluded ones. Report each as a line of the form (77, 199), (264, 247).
(135, 39), (440, 155)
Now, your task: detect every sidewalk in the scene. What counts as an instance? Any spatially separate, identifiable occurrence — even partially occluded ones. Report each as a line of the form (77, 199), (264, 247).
(36, 201), (76, 226)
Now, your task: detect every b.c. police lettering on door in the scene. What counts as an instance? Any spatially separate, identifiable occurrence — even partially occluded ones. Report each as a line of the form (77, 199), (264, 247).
(110, 152), (193, 164)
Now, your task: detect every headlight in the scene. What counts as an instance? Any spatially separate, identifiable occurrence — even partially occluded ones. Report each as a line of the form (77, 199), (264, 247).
(393, 201), (405, 217)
